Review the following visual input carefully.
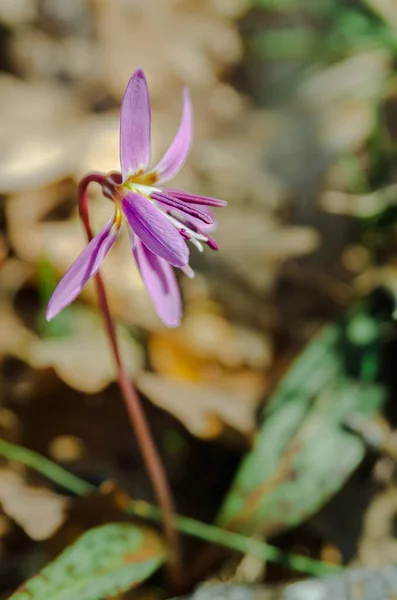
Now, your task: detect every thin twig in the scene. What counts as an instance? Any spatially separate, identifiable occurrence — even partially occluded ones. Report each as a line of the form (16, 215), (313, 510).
(77, 174), (182, 586)
(0, 439), (341, 577)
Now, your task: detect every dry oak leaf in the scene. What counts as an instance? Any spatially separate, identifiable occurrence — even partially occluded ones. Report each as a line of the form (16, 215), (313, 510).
(27, 308), (143, 394)
(137, 372), (260, 439)
(94, 0), (242, 98)
(0, 468), (67, 541)
(296, 49), (390, 154)
(0, 76), (83, 192)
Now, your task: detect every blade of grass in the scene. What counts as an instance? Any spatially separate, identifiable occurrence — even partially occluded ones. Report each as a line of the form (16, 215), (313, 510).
(0, 439), (341, 577)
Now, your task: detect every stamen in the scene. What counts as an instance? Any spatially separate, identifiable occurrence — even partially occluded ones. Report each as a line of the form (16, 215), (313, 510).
(164, 189), (227, 207)
(165, 212), (208, 242)
(179, 229), (191, 240)
(190, 238), (204, 252)
(151, 192), (213, 225)
(206, 236), (219, 250)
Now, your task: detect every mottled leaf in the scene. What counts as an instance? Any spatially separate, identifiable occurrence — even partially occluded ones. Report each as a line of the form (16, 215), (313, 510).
(217, 313), (386, 536)
(10, 523), (165, 600)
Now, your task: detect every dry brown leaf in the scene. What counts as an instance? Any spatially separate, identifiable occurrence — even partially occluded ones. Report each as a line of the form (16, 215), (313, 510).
(364, 0), (397, 32)
(320, 185), (397, 217)
(27, 307), (143, 393)
(145, 302), (269, 399)
(137, 372), (259, 439)
(0, 304), (33, 361)
(0, 76), (84, 192)
(216, 209), (319, 261)
(6, 186), (68, 262)
(206, 0), (250, 19)
(215, 209), (320, 291)
(150, 312), (271, 377)
(11, 30), (96, 81)
(0, 129), (75, 193)
(0, 409), (21, 443)
(358, 487), (397, 566)
(0, 468), (67, 541)
(0, 235), (8, 269)
(72, 113), (120, 178)
(0, 0), (37, 26)
(296, 50), (390, 153)
(48, 435), (87, 463)
(178, 0), (249, 19)
(354, 266), (397, 300)
(94, 0), (243, 99)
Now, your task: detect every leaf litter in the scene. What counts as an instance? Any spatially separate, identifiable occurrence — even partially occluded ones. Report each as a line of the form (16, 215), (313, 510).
(2, 0), (397, 598)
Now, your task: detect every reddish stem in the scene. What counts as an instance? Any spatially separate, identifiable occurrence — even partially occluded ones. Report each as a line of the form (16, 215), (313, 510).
(78, 173), (182, 587)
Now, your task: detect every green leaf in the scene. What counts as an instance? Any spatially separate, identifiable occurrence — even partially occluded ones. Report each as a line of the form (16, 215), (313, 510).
(253, 0), (297, 8)
(217, 315), (386, 536)
(248, 29), (318, 60)
(36, 255), (71, 339)
(10, 523), (165, 600)
(252, 0), (334, 15)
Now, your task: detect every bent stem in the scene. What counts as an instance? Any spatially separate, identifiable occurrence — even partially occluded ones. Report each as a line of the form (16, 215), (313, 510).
(78, 173), (182, 587)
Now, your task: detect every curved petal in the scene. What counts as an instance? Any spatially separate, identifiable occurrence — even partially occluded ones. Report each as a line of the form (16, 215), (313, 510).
(132, 235), (182, 327)
(120, 68), (151, 181)
(152, 88), (192, 184)
(122, 191), (189, 267)
(46, 216), (120, 321)
(163, 188), (227, 207)
(150, 191), (213, 225)
(156, 198), (217, 234)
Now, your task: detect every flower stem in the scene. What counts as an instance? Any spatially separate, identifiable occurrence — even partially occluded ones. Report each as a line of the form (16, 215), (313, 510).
(78, 173), (182, 587)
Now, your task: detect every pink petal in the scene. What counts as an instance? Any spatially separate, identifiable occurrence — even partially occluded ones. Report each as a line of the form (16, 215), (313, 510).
(164, 188), (227, 207)
(132, 235), (182, 327)
(46, 216), (120, 321)
(120, 68), (151, 181)
(122, 191), (189, 267)
(157, 199), (217, 234)
(152, 88), (192, 184)
(150, 191), (214, 224)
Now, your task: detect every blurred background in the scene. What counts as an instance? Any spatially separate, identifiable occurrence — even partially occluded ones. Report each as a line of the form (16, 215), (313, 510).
(2, 0), (397, 597)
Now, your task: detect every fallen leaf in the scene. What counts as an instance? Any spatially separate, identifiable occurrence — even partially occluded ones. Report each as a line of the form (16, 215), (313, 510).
(320, 184), (397, 217)
(94, 0), (243, 99)
(0, 76), (84, 192)
(358, 487), (397, 566)
(137, 372), (259, 439)
(217, 318), (386, 536)
(10, 522), (165, 599)
(364, 0), (397, 32)
(296, 50), (390, 153)
(0, 468), (67, 541)
(150, 311), (272, 375)
(27, 307), (143, 393)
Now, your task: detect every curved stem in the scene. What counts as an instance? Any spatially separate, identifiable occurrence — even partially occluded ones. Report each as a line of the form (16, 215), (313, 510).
(78, 173), (182, 587)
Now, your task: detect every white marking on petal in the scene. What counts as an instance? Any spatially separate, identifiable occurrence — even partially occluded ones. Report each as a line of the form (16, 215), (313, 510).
(128, 182), (162, 196)
(181, 265), (195, 279)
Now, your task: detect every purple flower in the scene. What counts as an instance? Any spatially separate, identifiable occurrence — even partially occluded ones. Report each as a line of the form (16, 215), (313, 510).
(46, 68), (226, 327)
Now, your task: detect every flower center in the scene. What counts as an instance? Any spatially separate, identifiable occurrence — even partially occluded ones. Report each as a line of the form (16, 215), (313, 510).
(123, 171), (161, 198)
